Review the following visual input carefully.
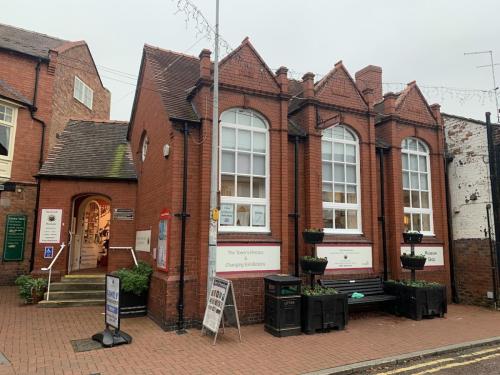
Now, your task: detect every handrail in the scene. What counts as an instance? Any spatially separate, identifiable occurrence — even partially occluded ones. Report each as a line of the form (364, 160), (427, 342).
(41, 242), (66, 301)
(109, 246), (138, 266)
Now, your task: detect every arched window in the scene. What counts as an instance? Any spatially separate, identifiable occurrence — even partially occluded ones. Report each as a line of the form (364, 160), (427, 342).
(401, 138), (433, 234)
(141, 133), (148, 162)
(322, 125), (361, 233)
(219, 108), (269, 232)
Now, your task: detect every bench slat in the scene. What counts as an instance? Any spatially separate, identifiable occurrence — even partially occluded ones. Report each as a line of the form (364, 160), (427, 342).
(319, 277), (395, 307)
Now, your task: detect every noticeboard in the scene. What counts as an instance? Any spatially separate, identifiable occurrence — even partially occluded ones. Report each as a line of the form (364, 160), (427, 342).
(2, 214), (27, 261)
(105, 274), (121, 330)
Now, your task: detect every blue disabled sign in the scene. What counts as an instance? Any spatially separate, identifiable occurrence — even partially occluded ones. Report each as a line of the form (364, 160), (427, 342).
(43, 246), (54, 259)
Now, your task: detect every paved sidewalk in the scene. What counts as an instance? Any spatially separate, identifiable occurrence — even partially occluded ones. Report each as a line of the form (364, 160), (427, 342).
(2, 286), (500, 375)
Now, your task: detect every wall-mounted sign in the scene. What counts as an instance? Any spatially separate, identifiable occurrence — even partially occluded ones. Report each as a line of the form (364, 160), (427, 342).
(39, 209), (62, 244)
(135, 230), (151, 252)
(157, 209), (172, 271)
(216, 244), (280, 274)
(43, 246), (54, 259)
(317, 245), (373, 271)
(113, 208), (134, 221)
(401, 245), (444, 267)
(2, 214), (27, 261)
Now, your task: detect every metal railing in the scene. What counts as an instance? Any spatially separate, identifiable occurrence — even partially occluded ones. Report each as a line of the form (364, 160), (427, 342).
(109, 246), (138, 266)
(41, 242), (66, 301)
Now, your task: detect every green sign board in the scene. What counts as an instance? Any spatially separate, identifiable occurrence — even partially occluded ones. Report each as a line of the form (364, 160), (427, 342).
(2, 214), (27, 261)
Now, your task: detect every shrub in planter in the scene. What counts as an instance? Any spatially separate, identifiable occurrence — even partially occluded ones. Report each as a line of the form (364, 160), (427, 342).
(302, 228), (324, 244)
(300, 256), (328, 275)
(384, 280), (447, 320)
(113, 261), (153, 318)
(403, 231), (424, 244)
(15, 275), (47, 304)
(301, 286), (348, 334)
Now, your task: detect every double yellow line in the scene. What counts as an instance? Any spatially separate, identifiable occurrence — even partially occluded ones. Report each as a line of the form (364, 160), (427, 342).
(375, 345), (500, 375)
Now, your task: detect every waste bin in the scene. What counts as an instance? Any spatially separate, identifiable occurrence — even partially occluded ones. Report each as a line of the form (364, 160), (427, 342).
(264, 274), (301, 337)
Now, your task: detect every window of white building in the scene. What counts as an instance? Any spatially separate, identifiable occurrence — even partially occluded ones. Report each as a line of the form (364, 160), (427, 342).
(73, 76), (93, 109)
(322, 125), (362, 233)
(219, 108), (269, 232)
(402, 138), (433, 234)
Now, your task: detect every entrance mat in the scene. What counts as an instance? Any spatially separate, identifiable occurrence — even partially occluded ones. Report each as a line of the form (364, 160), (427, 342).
(70, 338), (104, 353)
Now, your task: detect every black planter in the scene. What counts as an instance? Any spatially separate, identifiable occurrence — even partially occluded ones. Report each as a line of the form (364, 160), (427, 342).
(120, 290), (148, 318)
(403, 232), (423, 244)
(383, 282), (447, 320)
(300, 258), (328, 275)
(302, 231), (324, 244)
(301, 293), (348, 334)
(400, 255), (426, 270)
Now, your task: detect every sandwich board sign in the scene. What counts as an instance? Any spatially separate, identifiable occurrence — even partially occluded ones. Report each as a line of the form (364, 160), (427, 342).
(201, 277), (242, 345)
(92, 274), (132, 347)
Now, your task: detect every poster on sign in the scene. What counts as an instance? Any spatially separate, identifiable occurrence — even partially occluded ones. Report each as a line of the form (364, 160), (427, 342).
(105, 274), (120, 330)
(400, 245), (444, 266)
(202, 277), (242, 345)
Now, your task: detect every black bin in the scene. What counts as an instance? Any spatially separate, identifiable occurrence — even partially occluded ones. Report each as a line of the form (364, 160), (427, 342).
(264, 275), (301, 337)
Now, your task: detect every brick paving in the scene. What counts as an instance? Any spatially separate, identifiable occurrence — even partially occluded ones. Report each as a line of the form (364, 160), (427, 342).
(2, 286), (500, 375)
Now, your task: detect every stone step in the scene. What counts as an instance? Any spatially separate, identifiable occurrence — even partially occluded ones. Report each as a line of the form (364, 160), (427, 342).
(61, 275), (105, 284)
(43, 290), (105, 301)
(49, 282), (105, 291)
(38, 299), (105, 308)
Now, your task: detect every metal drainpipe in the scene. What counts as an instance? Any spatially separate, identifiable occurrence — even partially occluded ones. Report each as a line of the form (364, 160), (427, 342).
(29, 59), (46, 272)
(377, 147), (389, 281)
(176, 122), (190, 333)
(293, 136), (300, 277)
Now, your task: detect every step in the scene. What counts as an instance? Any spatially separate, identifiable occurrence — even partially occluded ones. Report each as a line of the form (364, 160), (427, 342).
(61, 275), (105, 284)
(49, 282), (105, 292)
(43, 290), (105, 301)
(38, 299), (105, 308)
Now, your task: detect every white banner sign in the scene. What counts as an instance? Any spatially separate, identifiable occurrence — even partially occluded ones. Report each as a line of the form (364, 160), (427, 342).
(216, 245), (280, 274)
(317, 246), (373, 270)
(401, 245), (444, 266)
(135, 230), (151, 252)
(105, 275), (120, 329)
(39, 209), (62, 244)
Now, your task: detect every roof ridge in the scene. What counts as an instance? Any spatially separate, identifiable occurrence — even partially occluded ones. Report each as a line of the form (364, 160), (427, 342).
(0, 22), (67, 42)
(144, 43), (199, 61)
(68, 119), (128, 125)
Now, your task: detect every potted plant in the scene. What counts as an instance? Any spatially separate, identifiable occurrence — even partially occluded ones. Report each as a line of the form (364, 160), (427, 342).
(301, 285), (348, 334)
(15, 275), (48, 304)
(384, 279), (447, 320)
(114, 261), (153, 318)
(300, 256), (328, 275)
(302, 228), (324, 244)
(403, 230), (423, 244)
(400, 253), (427, 270)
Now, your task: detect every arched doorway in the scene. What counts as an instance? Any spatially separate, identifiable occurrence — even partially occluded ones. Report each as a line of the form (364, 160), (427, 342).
(69, 194), (111, 273)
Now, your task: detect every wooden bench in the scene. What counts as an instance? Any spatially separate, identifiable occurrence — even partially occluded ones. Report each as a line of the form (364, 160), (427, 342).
(319, 277), (397, 311)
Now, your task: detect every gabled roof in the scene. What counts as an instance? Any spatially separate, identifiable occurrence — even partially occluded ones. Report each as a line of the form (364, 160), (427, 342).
(0, 23), (68, 60)
(0, 79), (32, 106)
(394, 81), (437, 123)
(39, 120), (137, 180)
(144, 44), (200, 122)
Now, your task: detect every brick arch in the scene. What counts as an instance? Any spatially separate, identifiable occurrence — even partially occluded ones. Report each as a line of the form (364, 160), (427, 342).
(219, 106), (271, 129)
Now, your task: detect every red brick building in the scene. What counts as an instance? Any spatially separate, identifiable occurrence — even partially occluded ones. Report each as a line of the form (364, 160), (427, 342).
(124, 39), (450, 329)
(0, 24), (110, 284)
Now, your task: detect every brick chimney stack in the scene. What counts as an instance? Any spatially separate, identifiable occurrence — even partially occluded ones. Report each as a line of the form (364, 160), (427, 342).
(302, 72), (315, 99)
(383, 92), (398, 114)
(355, 65), (382, 104)
(199, 49), (212, 80)
(276, 66), (288, 94)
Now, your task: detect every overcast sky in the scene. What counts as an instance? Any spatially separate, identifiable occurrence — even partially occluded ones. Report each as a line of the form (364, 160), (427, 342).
(2, 0), (500, 122)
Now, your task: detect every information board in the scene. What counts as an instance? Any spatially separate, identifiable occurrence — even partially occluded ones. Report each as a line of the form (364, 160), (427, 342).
(2, 214), (27, 261)
(39, 209), (62, 244)
(105, 275), (121, 330)
(401, 245), (444, 267)
(317, 245), (373, 271)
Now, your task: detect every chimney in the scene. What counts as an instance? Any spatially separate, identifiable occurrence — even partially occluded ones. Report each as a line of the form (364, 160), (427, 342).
(302, 72), (315, 99)
(430, 103), (442, 125)
(276, 66), (288, 94)
(355, 65), (382, 103)
(383, 92), (398, 114)
(199, 49), (211, 80)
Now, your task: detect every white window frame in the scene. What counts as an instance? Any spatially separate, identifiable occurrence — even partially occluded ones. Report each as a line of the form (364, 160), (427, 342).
(218, 108), (270, 233)
(321, 125), (362, 234)
(73, 76), (93, 110)
(0, 102), (18, 162)
(141, 134), (148, 162)
(401, 137), (434, 236)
